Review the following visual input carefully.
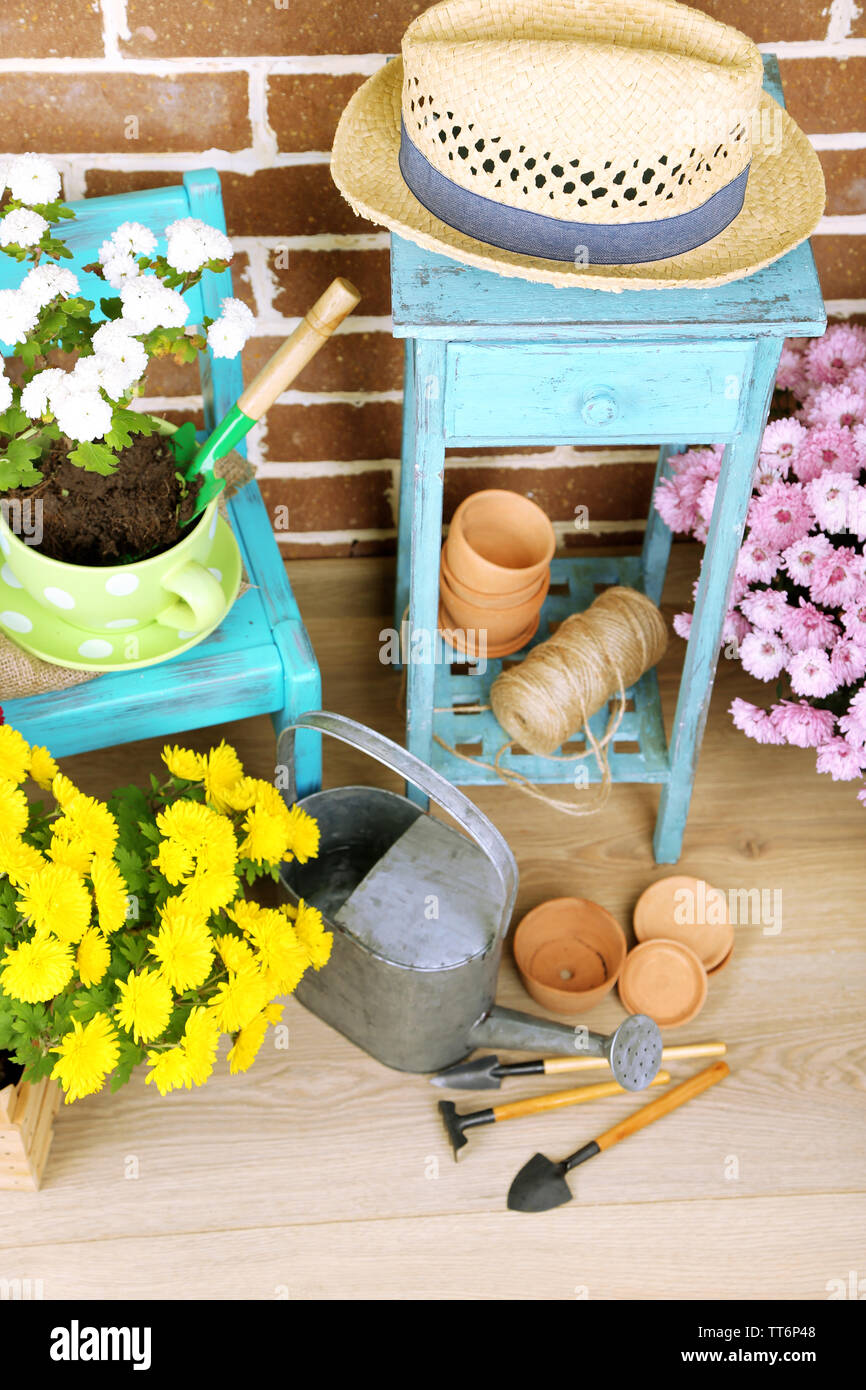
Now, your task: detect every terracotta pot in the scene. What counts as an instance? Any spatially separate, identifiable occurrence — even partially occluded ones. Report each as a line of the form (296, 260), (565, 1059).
(633, 875), (734, 971)
(440, 568), (546, 644)
(618, 939), (708, 1029)
(439, 599), (540, 660)
(513, 897), (628, 1015)
(445, 490), (555, 595)
(440, 546), (550, 609)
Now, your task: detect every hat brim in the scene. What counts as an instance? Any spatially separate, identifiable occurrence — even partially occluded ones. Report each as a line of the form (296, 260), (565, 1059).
(332, 58), (825, 291)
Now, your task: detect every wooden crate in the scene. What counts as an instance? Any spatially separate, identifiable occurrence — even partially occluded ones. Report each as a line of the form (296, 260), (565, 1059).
(0, 1074), (62, 1190)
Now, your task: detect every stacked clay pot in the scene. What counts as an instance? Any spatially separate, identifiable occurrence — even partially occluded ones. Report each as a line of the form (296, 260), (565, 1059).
(439, 490), (556, 658)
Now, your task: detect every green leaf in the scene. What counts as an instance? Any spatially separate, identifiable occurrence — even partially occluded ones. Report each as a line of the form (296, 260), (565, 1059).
(100, 296), (123, 321)
(68, 441), (118, 476)
(105, 407), (158, 452)
(0, 443), (44, 489)
(0, 405), (32, 436)
(63, 296), (95, 318)
(111, 1039), (144, 1092)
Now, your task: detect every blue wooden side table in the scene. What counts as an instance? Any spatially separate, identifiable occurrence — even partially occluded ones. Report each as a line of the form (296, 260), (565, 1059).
(0, 172), (321, 796)
(393, 57), (825, 863)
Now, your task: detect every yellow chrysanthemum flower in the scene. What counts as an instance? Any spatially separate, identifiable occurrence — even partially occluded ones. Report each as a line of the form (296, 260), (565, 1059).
(239, 805), (291, 867)
(214, 932), (257, 973)
(116, 967), (173, 1043)
(152, 837), (194, 886)
(182, 1005), (220, 1085)
(226, 897), (270, 933)
(76, 926), (110, 987)
(90, 855), (129, 934)
(55, 794), (118, 860)
(0, 778), (29, 837)
(51, 772), (79, 807)
(27, 744), (59, 791)
(144, 1045), (193, 1095)
(209, 964), (270, 1032)
(263, 1001), (283, 1025)
(227, 1009), (270, 1075)
(162, 745), (206, 782)
(16, 862), (92, 942)
(219, 776), (259, 812)
(0, 830), (47, 887)
(203, 740), (244, 812)
(148, 905), (214, 993)
(1, 933), (74, 1002)
(47, 829), (93, 876)
(176, 865), (237, 917)
(252, 780), (288, 818)
(244, 910), (309, 995)
(292, 899), (333, 970)
(156, 799), (214, 849)
(0, 726), (31, 784)
(51, 1013), (120, 1103)
(283, 805), (320, 865)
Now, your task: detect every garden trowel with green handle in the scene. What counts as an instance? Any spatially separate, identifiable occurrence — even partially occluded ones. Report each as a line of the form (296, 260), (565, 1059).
(184, 277), (362, 520)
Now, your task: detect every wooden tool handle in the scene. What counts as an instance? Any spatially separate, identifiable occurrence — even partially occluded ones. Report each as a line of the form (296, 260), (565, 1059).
(594, 1060), (729, 1152)
(238, 277), (361, 420)
(543, 1041), (726, 1076)
(493, 1069), (670, 1122)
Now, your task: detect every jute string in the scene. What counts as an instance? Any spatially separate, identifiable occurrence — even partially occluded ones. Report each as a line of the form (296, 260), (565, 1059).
(0, 450), (256, 701)
(429, 586), (668, 818)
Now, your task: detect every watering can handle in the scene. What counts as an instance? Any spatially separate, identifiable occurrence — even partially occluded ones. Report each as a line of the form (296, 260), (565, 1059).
(277, 711), (518, 929)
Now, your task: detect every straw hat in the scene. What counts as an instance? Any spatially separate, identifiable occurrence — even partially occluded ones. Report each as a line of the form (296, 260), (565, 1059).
(331, 0), (824, 290)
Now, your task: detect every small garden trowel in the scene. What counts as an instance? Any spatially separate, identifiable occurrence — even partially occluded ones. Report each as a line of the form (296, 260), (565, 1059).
(184, 276), (361, 519)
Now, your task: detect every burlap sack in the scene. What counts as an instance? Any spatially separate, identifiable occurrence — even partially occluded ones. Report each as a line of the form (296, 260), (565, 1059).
(0, 450), (257, 702)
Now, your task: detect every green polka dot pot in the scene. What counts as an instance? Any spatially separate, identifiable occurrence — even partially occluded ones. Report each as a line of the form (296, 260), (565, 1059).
(0, 418), (242, 671)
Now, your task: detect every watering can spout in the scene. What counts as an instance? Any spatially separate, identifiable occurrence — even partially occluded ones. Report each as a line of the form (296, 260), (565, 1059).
(468, 1006), (663, 1092)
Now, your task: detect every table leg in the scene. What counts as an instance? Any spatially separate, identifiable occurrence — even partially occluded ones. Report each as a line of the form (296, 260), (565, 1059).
(641, 445), (679, 605)
(404, 339), (447, 806)
(654, 339), (781, 864)
(395, 339), (416, 635)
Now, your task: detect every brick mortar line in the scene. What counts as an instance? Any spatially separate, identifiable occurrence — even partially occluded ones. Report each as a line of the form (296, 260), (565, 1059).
(274, 518), (645, 545)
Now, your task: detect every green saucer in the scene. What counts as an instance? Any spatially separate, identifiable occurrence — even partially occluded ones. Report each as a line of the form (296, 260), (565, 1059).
(0, 518), (242, 672)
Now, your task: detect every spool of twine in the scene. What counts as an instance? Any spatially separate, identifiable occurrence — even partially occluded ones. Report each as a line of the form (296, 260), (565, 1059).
(430, 586), (667, 817)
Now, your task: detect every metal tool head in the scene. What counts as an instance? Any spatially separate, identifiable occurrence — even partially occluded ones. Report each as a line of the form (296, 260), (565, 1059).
(606, 1014), (663, 1092)
(430, 1055), (503, 1090)
(438, 1101), (470, 1159)
(507, 1153), (572, 1213)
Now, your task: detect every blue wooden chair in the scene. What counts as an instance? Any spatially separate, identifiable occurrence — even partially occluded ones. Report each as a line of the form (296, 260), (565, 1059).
(0, 171), (321, 795)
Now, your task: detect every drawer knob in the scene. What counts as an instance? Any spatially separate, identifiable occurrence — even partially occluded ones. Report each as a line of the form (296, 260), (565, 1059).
(581, 388), (618, 425)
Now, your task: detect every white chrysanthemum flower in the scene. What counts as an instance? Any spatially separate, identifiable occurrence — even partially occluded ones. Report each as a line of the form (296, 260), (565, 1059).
(206, 319), (247, 359)
(165, 217), (233, 273)
(20, 367), (67, 419)
(0, 367), (12, 413)
(219, 296), (254, 328)
(119, 275), (189, 334)
(19, 263), (79, 307)
(0, 287), (40, 347)
(70, 357), (105, 391)
(100, 251), (141, 290)
(92, 318), (135, 351)
(5, 153), (62, 205)
(51, 383), (113, 443)
(0, 208), (49, 248)
(95, 336), (148, 399)
(109, 221), (157, 257)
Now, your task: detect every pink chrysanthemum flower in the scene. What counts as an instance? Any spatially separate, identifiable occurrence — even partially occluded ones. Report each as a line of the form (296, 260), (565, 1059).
(787, 648), (838, 698)
(740, 588), (791, 630)
(672, 611), (692, 639)
(839, 712), (866, 748)
(670, 445), (723, 481)
(841, 599), (866, 644)
(792, 425), (861, 483)
(760, 417), (807, 474)
(802, 383), (866, 430)
(729, 698), (785, 744)
(693, 479), (717, 542)
(722, 609), (751, 647)
(830, 638), (866, 685)
(769, 700), (836, 748)
(780, 598), (839, 653)
(804, 325), (866, 386)
(809, 546), (864, 608)
(739, 630), (790, 680)
(806, 471), (857, 533)
(747, 480), (814, 550)
(858, 787), (866, 808)
(849, 687), (866, 724)
(654, 465), (707, 535)
(846, 486), (866, 542)
(737, 540), (781, 584)
(815, 738), (866, 781)
(776, 344), (809, 397)
(781, 533), (834, 587)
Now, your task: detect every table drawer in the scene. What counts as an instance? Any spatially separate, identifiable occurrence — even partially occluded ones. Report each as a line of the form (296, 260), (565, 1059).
(445, 341), (750, 444)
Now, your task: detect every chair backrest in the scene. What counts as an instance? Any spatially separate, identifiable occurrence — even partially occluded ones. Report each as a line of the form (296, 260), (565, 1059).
(0, 169), (243, 430)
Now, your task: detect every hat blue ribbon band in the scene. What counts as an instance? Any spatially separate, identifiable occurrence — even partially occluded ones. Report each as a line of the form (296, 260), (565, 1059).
(399, 121), (749, 266)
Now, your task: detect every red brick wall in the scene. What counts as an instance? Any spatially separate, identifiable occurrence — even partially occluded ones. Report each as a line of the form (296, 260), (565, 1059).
(1, 0), (864, 556)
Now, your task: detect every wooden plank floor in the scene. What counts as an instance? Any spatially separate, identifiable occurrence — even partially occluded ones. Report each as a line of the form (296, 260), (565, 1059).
(1, 548), (864, 1301)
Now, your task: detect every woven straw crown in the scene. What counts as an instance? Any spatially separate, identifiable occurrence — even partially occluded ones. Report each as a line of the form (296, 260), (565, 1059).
(401, 0), (765, 225)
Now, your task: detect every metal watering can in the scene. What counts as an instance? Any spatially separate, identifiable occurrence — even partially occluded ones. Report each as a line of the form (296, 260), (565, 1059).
(277, 712), (662, 1090)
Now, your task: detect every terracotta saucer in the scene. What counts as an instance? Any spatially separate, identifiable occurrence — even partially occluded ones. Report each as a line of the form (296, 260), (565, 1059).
(633, 875), (734, 971)
(708, 941), (735, 976)
(618, 939), (708, 1029)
